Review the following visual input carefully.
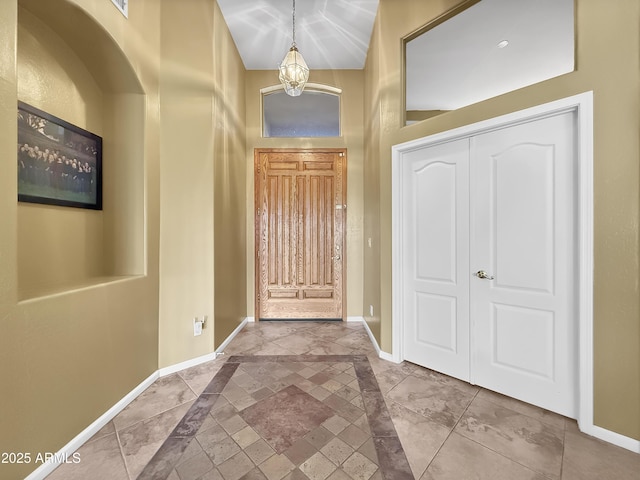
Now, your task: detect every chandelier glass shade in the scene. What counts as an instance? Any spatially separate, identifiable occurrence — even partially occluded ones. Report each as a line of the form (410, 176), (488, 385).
(279, 46), (309, 97)
(279, 0), (309, 96)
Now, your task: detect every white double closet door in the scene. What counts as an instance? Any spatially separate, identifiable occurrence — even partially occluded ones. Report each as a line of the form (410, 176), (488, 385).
(402, 111), (577, 417)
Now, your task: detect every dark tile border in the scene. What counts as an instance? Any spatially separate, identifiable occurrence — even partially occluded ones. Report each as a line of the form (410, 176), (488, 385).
(137, 355), (412, 480)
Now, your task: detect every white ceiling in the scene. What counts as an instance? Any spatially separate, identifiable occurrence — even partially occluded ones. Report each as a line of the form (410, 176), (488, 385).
(217, 0), (574, 113)
(406, 0), (574, 111)
(216, 0), (380, 70)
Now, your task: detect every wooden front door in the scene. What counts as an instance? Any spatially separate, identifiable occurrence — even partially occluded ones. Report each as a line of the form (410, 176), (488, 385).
(255, 149), (346, 320)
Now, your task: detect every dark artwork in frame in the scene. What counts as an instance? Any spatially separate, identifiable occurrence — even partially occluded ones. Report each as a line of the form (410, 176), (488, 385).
(17, 101), (102, 210)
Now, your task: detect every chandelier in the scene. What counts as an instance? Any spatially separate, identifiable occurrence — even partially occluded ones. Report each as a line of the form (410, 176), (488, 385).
(279, 0), (309, 96)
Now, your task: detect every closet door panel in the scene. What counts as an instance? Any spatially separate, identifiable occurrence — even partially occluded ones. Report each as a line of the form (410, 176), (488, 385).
(402, 139), (470, 381)
(470, 111), (577, 417)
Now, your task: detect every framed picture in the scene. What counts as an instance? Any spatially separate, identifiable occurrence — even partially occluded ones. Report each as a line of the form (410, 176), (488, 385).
(17, 101), (102, 210)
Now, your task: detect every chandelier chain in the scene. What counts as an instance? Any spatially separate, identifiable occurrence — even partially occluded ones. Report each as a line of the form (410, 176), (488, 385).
(279, 0), (308, 96)
(292, 0), (296, 46)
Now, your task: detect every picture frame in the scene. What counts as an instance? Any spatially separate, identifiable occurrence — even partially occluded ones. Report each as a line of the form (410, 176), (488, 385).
(17, 101), (102, 210)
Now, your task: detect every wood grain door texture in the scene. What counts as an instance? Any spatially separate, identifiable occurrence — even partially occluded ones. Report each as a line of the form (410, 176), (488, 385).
(255, 149), (346, 321)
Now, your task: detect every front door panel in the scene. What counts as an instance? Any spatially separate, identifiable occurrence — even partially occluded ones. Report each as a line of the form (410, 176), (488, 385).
(256, 149), (346, 320)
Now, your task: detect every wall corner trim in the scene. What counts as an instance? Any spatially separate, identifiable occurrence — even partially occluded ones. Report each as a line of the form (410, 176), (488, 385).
(346, 316), (365, 323)
(350, 317), (377, 356)
(215, 318), (250, 355)
(24, 371), (159, 480)
(579, 424), (640, 454)
(378, 351), (399, 363)
(351, 316), (401, 364)
(158, 352), (218, 377)
(158, 318), (250, 377)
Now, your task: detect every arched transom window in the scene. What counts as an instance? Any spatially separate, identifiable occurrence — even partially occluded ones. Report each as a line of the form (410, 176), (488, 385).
(262, 84), (341, 138)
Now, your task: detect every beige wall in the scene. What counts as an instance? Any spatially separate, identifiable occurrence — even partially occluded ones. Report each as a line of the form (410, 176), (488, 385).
(363, 0), (640, 440)
(212, 0), (249, 347)
(244, 70), (364, 319)
(158, 0), (247, 367)
(17, 7), (106, 296)
(1, 0), (247, 477)
(363, 12), (384, 343)
(157, 0), (247, 365)
(0, 0), (161, 478)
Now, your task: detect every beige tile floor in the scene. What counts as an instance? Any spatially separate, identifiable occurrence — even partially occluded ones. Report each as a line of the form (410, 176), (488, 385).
(46, 321), (640, 480)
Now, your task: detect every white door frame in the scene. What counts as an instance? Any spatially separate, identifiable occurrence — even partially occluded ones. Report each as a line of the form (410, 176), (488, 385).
(392, 92), (603, 446)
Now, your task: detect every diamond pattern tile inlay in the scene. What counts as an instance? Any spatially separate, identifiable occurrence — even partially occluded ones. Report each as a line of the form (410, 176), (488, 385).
(239, 384), (334, 453)
(136, 354), (413, 480)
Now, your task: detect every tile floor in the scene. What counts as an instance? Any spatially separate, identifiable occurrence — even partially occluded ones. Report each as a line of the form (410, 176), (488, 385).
(45, 321), (640, 480)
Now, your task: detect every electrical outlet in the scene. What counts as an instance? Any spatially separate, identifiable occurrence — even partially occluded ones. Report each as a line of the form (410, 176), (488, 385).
(367, 237), (372, 248)
(369, 305), (374, 317)
(193, 318), (202, 336)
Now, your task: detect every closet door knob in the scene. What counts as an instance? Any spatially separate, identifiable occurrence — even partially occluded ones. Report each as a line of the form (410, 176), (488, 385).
(475, 270), (494, 280)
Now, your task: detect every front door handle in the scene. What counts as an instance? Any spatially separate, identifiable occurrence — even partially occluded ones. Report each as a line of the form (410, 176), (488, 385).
(475, 270), (494, 280)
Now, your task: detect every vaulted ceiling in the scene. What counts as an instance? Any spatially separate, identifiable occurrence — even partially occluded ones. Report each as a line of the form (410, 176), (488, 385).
(217, 0), (574, 112)
(216, 0), (380, 70)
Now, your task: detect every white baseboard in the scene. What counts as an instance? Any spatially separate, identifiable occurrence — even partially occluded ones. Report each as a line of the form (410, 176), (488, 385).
(215, 317), (249, 355)
(353, 316), (401, 364)
(359, 317), (381, 357)
(357, 318), (639, 452)
(378, 350), (399, 363)
(580, 423), (640, 454)
(348, 316), (379, 357)
(24, 371), (159, 480)
(158, 352), (218, 377)
(159, 317), (250, 376)
(24, 318), (254, 480)
(246, 316), (255, 323)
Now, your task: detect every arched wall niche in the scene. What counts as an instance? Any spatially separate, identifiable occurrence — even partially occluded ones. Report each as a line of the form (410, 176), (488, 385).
(17, 0), (146, 299)
(19, 0), (144, 94)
